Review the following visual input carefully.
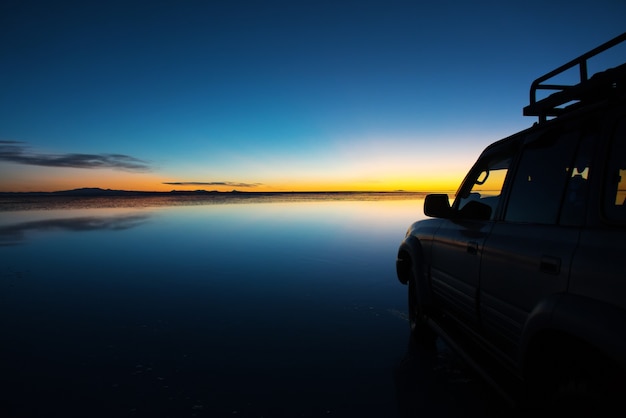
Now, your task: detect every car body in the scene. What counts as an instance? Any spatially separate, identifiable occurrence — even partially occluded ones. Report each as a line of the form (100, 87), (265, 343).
(396, 33), (626, 413)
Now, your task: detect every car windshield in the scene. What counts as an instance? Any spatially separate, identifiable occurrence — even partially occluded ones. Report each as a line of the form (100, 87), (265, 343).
(456, 156), (511, 219)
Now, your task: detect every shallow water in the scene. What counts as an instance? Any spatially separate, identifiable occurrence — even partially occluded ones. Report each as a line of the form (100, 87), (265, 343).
(0, 194), (509, 417)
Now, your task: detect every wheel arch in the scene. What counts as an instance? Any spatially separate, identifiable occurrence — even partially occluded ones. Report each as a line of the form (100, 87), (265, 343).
(396, 235), (424, 285)
(396, 235), (436, 314)
(520, 294), (626, 396)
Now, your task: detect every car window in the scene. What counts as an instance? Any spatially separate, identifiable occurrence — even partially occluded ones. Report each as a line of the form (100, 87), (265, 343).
(560, 130), (595, 225)
(456, 155), (511, 220)
(604, 118), (626, 222)
(504, 131), (579, 224)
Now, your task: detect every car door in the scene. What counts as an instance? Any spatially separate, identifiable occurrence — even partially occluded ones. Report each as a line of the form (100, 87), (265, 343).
(429, 144), (515, 328)
(570, 116), (626, 312)
(479, 126), (593, 358)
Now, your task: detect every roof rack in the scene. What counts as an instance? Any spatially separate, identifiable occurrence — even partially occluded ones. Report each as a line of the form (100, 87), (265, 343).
(523, 32), (626, 123)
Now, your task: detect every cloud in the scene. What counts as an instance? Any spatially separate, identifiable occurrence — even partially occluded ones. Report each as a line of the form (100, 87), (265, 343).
(163, 181), (263, 188)
(0, 141), (151, 172)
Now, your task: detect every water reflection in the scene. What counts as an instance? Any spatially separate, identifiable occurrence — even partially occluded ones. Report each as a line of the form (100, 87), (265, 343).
(394, 337), (516, 418)
(0, 213), (151, 246)
(0, 196), (512, 417)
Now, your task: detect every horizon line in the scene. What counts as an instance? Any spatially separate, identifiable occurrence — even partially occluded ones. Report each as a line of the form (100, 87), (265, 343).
(0, 186), (457, 195)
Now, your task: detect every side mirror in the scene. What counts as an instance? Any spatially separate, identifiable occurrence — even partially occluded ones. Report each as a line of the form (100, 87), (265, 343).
(424, 194), (452, 218)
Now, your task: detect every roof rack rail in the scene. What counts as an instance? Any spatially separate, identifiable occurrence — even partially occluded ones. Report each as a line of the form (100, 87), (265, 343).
(523, 32), (626, 123)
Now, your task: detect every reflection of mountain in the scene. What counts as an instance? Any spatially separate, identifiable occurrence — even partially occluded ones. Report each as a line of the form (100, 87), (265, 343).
(0, 213), (151, 246)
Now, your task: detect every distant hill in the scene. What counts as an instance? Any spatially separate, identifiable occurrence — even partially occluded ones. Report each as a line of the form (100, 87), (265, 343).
(0, 187), (223, 197)
(0, 188), (425, 197)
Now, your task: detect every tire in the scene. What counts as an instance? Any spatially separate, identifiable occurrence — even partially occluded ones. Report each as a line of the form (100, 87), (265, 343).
(526, 338), (626, 417)
(408, 272), (437, 345)
(550, 350), (625, 417)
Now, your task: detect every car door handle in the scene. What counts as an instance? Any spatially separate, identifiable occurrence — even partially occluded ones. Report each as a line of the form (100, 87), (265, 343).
(540, 256), (561, 275)
(467, 241), (479, 255)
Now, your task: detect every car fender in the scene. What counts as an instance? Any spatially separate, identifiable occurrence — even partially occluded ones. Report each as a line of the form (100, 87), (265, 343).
(396, 234), (424, 285)
(396, 219), (442, 284)
(396, 219), (444, 313)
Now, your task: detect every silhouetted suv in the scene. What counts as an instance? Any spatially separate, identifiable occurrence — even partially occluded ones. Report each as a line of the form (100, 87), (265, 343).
(396, 33), (626, 414)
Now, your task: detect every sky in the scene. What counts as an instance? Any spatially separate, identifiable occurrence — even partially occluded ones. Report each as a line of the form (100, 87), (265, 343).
(1, 0), (625, 193)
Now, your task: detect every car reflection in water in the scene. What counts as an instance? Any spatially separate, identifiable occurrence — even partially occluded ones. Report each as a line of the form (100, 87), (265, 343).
(394, 333), (520, 418)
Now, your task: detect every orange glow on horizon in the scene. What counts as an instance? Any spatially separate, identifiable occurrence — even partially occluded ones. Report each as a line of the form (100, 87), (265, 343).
(0, 178), (463, 194)
(0, 163), (468, 193)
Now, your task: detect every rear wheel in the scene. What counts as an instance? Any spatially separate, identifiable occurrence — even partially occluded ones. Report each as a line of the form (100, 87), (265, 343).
(526, 337), (626, 416)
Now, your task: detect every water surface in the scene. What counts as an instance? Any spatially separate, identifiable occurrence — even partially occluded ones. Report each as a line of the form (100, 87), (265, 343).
(0, 194), (507, 417)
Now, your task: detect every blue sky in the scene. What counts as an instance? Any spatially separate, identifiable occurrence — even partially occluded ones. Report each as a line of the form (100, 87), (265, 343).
(1, 0), (625, 192)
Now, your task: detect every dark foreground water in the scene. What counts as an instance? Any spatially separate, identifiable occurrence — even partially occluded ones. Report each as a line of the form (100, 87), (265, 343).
(0, 194), (512, 417)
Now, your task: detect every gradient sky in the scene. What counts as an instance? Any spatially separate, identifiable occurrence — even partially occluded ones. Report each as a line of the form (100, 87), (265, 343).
(1, 0), (625, 192)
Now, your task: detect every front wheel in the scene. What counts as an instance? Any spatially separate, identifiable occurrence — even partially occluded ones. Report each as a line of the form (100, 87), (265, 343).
(408, 275), (437, 344)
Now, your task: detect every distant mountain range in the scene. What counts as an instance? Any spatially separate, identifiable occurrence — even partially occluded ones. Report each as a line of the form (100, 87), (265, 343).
(0, 187), (237, 196)
(0, 187), (415, 197)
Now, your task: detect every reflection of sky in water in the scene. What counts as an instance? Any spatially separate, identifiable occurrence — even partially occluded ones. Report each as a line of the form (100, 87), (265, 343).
(1, 198), (460, 417)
